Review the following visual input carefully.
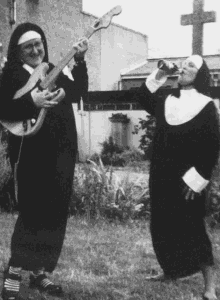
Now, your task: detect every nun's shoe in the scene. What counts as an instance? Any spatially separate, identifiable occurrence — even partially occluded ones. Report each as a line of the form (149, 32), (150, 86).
(145, 273), (174, 282)
(29, 274), (63, 296)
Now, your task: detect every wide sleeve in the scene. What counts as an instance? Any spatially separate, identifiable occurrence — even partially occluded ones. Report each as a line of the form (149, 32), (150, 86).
(0, 68), (39, 122)
(182, 102), (220, 193)
(134, 69), (167, 116)
(55, 61), (88, 104)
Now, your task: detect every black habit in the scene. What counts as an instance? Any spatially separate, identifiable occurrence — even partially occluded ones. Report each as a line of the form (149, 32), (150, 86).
(137, 83), (220, 278)
(0, 24), (88, 272)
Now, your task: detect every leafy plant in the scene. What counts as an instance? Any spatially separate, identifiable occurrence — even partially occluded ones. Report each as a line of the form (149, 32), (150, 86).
(71, 159), (149, 221)
(118, 148), (145, 166)
(90, 137), (145, 167)
(133, 114), (156, 159)
(101, 136), (125, 155)
(90, 136), (128, 166)
(205, 155), (220, 228)
(109, 113), (130, 123)
(0, 126), (13, 212)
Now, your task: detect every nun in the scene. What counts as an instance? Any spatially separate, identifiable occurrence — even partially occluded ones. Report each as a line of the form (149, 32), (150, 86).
(137, 55), (220, 300)
(0, 22), (88, 299)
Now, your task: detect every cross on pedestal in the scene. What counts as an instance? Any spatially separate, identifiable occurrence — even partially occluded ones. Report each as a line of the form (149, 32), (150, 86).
(181, 0), (216, 55)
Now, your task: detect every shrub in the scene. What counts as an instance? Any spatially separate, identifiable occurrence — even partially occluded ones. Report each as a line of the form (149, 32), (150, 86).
(118, 148), (145, 166)
(101, 136), (125, 156)
(0, 129), (11, 189)
(70, 159), (150, 221)
(90, 137), (145, 167)
(206, 155), (220, 227)
(133, 114), (156, 159)
(96, 136), (127, 166)
(0, 127), (14, 212)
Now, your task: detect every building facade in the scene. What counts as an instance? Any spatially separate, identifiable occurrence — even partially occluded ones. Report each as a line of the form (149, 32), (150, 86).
(0, 0), (150, 160)
(0, 0), (148, 92)
(120, 54), (220, 90)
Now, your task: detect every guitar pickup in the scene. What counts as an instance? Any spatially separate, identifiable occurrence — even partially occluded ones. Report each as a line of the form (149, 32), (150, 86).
(23, 120), (28, 132)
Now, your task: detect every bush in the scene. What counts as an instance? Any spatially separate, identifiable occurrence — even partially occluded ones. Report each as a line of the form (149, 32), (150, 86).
(99, 136), (127, 166)
(118, 148), (145, 165)
(90, 137), (145, 167)
(133, 114), (156, 159)
(101, 136), (125, 155)
(0, 127), (14, 212)
(70, 159), (150, 221)
(206, 155), (220, 227)
(0, 129), (11, 189)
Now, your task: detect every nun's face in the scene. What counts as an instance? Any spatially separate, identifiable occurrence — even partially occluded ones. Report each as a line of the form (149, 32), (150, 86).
(177, 58), (199, 87)
(19, 38), (45, 68)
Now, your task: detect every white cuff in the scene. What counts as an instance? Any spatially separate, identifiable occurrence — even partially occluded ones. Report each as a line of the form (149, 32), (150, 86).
(182, 167), (209, 193)
(145, 69), (167, 93)
(62, 66), (74, 81)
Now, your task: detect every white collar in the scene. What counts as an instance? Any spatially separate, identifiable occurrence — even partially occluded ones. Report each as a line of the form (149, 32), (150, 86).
(23, 63), (34, 74)
(165, 88), (212, 125)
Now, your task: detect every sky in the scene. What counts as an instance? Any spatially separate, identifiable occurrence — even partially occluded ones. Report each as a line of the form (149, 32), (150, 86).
(83, 0), (220, 58)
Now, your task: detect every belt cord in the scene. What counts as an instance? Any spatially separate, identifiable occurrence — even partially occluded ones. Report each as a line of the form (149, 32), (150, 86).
(14, 135), (24, 204)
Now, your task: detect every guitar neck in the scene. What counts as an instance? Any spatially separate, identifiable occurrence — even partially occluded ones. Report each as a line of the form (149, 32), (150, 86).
(40, 26), (95, 90)
(39, 5), (122, 90)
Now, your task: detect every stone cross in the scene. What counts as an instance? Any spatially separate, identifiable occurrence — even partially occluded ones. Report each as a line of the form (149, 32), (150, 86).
(181, 0), (216, 55)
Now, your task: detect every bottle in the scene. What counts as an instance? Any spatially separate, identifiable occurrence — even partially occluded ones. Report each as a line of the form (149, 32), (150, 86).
(157, 60), (179, 74)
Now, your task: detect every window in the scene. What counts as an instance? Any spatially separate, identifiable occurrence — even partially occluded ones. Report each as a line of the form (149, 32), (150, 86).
(210, 72), (220, 87)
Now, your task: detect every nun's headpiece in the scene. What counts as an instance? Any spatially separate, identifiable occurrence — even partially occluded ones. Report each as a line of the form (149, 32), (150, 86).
(17, 31), (42, 45)
(5, 22), (49, 69)
(191, 55), (211, 96)
(173, 54), (211, 97)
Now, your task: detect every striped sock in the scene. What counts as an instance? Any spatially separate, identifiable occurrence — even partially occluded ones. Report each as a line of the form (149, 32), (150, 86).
(31, 270), (54, 288)
(4, 266), (21, 293)
(40, 277), (54, 288)
(8, 266), (21, 276)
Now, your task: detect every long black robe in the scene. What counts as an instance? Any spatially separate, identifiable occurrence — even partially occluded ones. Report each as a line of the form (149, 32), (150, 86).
(137, 83), (220, 278)
(0, 62), (88, 272)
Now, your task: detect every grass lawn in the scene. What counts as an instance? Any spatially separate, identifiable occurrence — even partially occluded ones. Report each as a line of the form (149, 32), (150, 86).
(1, 214), (220, 299)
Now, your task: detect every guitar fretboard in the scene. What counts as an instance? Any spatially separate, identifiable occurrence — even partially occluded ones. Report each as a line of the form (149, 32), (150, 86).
(40, 25), (96, 90)
(39, 5), (121, 90)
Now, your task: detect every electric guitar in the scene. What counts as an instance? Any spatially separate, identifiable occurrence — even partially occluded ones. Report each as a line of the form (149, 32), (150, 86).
(1, 5), (122, 137)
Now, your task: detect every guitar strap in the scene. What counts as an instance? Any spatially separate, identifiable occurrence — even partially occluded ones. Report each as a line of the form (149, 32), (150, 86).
(14, 135), (24, 204)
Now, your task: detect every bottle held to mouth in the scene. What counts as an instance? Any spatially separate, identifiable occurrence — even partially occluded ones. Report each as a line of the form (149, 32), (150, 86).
(157, 60), (179, 75)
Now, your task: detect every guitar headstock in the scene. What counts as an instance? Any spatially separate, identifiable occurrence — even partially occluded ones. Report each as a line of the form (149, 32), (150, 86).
(92, 6), (122, 31)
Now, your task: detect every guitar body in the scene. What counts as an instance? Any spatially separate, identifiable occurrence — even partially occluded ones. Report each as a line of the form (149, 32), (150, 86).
(1, 109), (47, 137)
(14, 63), (49, 99)
(1, 62), (65, 136)
(0, 5), (122, 137)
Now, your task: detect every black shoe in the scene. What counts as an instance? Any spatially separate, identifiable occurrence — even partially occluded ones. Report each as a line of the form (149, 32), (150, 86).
(29, 274), (63, 296)
(1, 289), (19, 300)
(1, 271), (21, 300)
